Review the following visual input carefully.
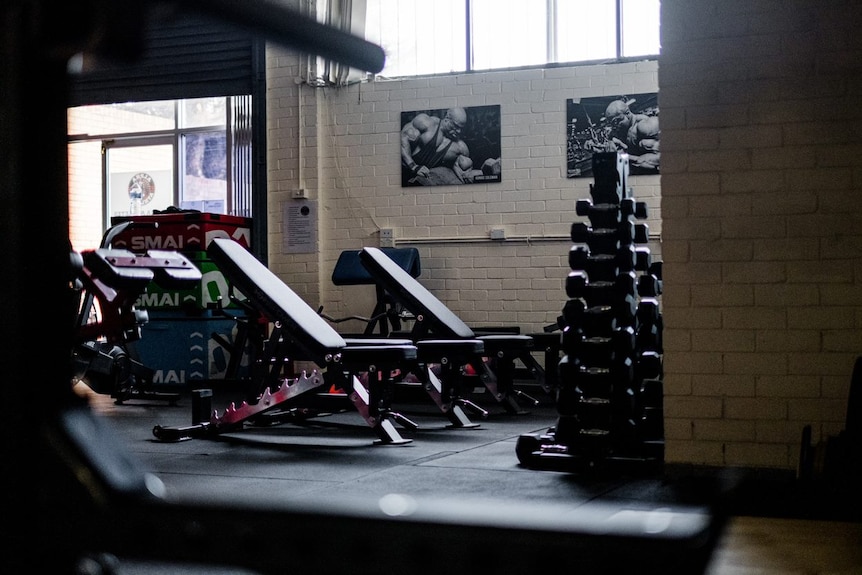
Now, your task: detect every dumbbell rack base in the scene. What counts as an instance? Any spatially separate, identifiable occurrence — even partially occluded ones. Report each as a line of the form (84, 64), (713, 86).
(516, 430), (664, 474)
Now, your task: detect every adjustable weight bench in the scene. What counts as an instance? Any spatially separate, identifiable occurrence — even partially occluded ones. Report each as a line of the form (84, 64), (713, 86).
(334, 248), (553, 398)
(330, 248), (491, 427)
(233, 240), (487, 429)
(359, 246), (539, 415)
(72, 246), (203, 403)
(154, 238), (421, 445)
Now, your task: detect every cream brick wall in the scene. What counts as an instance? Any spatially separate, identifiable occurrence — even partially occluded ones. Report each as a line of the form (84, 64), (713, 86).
(266, 51), (661, 337)
(659, 0), (861, 469)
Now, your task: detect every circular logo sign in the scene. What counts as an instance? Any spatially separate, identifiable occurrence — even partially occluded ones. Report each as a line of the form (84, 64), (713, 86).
(128, 172), (156, 205)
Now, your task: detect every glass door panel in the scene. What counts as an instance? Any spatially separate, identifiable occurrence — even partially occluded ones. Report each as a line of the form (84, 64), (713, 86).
(106, 141), (175, 219)
(181, 131), (227, 213)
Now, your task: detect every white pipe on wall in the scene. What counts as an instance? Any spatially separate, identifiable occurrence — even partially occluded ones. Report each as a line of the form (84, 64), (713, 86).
(392, 233), (661, 246)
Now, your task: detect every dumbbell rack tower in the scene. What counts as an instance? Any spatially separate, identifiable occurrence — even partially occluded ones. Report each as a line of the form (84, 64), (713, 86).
(517, 151), (664, 473)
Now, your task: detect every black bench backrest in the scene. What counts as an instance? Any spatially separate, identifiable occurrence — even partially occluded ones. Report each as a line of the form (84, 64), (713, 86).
(359, 247), (475, 339)
(332, 247), (420, 285)
(208, 238), (346, 363)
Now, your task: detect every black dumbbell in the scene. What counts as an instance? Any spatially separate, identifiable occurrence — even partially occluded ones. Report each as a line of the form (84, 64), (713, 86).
(585, 304), (630, 333)
(561, 324), (585, 356)
(568, 275), (636, 325)
(629, 198), (648, 220)
(582, 304), (616, 325)
(575, 397), (612, 431)
(565, 270), (588, 297)
(568, 246), (621, 282)
(617, 244), (637, 271)
(613, 325), (637, 357)
(572, 377), (611, 408)
(639, 378), (663, 408)
(638, 405), (664, 441)
(578, 355), (635, 386)
(615, 197), (648, 219)
(610, 386), (638, 421)
(618, 221), (650, 245)
(636, 351), (663, 381)
(568, 245), (589, 270)
(613, 294), (638, 327)
(571, 221), (621, 253)
(563, 299), (618, 337)
(565, 324), (636, 364)
(576, 199), (623, 228)
(637, 297), (661, 324)
(577, 197), (647, 221)
(637, 273), (662, 297)
(573, 336), (617, 367)
(562, 298), (586, 324)
(634, 246), (651, 271)
(567, 270), (637, 304)
(581, 284), (626, 308)
(636, 321), (663, 354)
(583, 311), (619, 338)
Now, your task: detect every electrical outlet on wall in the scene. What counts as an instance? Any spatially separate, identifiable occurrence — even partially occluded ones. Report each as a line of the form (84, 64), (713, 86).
(380, 228), (394, 247)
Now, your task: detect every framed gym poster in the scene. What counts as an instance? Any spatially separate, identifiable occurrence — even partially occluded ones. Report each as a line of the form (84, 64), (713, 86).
(566, 93), (660, 178)
(400, 104), (502, 187)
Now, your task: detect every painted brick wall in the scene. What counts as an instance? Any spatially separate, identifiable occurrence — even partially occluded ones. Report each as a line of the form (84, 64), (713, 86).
(266, 51), (661, 339)
(659, 0), (862, 469)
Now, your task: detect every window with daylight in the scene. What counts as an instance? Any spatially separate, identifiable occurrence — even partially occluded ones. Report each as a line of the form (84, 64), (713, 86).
(362, 0), (660, 78)
(67, 96), (253, 251)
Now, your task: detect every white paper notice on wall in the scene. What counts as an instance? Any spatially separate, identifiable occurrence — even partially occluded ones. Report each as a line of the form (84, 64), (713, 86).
(283, 200), (318, 254)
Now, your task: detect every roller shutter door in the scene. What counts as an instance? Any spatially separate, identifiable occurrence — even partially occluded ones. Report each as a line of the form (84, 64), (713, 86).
(69, 12), (260, 106)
